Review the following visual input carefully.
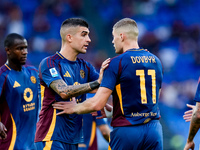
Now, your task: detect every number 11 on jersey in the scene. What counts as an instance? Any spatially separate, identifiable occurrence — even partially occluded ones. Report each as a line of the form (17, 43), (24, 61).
(136, 70), (156, 104)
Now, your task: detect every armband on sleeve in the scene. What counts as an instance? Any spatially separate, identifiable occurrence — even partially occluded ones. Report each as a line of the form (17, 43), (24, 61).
(89, 80), (100, 90)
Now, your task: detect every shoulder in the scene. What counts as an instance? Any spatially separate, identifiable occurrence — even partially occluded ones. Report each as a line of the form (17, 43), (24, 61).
(39, 53), (60, 69)
(39, 57), (49, 68)
(42, 53), (59, 64)
(103, 55), (123, 72)
(145, 51), (163, 70)
(23, 65), (38, 72)
(109, 53), (125, 65)
(77, 57), (89, 64)
(0, 65), (10, 82)
(77, 57), (95, 68)
(148, 51), (162, 63)
(0, 65), (10, 75)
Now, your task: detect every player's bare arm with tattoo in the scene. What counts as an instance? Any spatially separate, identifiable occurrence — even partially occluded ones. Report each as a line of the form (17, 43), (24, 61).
(50, 58), (110, 100)
(50, 80), (100, 99)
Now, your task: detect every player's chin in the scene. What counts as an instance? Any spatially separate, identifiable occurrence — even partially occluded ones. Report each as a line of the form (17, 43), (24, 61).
(20, 58), (27, 64)
(115, 50), (120, 54)
(80, 49), (87, 54)
(115, 48), (122, 54)
(114, 47), (118, 54)
(20, 61), (26, 65)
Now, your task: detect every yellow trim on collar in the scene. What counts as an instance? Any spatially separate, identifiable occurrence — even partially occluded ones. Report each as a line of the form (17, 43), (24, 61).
(5, 64), (11, 70)
(56, 52), (64, 59)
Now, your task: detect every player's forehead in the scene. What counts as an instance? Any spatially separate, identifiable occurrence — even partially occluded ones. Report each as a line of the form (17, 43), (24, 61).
(12, 38), (28, 47)
(112, 28), (119, 36)
(14, 38), (27, 44)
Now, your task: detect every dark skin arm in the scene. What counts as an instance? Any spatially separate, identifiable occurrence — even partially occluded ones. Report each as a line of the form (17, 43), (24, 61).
(184, 102), (200, 150)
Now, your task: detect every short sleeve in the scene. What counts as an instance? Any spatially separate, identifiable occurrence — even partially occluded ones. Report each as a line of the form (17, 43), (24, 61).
(39, 58), (62, 87)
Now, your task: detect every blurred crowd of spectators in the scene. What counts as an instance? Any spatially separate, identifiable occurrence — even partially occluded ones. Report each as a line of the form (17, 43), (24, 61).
(1, 0), (200, 149)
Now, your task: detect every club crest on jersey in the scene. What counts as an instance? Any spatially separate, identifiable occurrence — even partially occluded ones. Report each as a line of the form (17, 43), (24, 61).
(80, 70), (85, 78)
(30, 76), (36, 84)
(50, 68), (58, 77)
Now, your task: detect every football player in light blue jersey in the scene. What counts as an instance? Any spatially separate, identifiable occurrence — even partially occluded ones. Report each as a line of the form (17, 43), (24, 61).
(34, 18), (110, 150)
(53, 18), (164, 150)
(0, 33), (39, 149)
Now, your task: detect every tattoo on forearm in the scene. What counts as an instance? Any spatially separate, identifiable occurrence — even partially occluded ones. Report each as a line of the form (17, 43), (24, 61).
(50, 79), (99, 99)
(188, 110), (200, 141)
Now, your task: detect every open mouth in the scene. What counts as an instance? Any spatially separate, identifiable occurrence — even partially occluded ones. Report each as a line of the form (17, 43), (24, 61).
(83, 45), (88, 49)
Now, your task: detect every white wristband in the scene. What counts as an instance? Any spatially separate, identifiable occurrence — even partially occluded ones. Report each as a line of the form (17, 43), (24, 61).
(104, 107), (113, 118)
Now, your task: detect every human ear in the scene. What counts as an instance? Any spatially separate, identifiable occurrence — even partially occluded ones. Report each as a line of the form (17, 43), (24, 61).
(66, 34), (73, 42)
(5, 47), (10, 55)
(120, 33), (125, 42)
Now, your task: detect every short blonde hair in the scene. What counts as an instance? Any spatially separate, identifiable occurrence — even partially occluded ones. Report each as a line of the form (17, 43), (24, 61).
(113, 18), (139, 40)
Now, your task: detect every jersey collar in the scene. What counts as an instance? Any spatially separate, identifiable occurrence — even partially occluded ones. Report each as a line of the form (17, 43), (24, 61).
(127, 48), (145, 51)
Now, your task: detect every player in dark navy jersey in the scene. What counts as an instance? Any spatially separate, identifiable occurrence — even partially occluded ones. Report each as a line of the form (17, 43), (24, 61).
(34, 18), (110, 150)
(0, 33), (39, 149)
(53, 18), (164, 150)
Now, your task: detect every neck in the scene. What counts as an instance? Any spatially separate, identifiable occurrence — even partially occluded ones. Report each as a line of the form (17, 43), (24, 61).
(7, 60), (22, 71)
(60, 43), (78, 61)
(123, 40), (139, 53)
